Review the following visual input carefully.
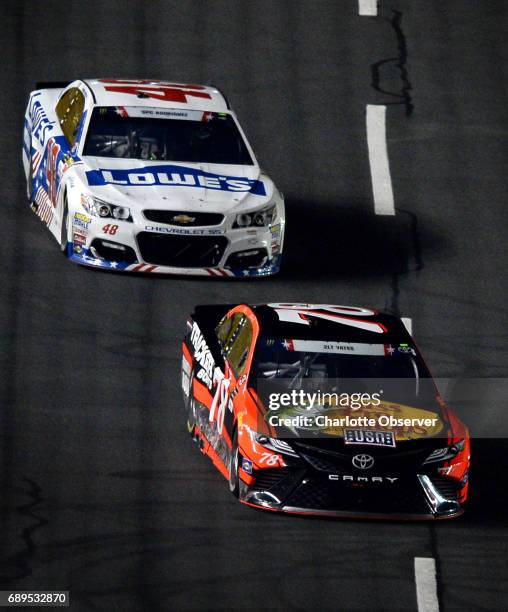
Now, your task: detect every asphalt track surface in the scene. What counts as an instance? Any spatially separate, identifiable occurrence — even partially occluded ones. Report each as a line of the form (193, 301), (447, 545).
(1, 1), (507, 610)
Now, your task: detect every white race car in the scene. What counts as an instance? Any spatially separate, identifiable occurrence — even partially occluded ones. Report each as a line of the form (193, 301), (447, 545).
(22, 79), (285, 276)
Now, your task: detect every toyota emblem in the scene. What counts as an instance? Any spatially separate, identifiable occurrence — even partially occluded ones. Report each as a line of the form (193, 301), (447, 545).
(352, 454), (375, 470)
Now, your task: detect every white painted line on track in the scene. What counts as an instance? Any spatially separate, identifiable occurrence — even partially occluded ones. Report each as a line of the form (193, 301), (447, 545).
(358, 0), (378, 16)
(366, 104), (395, 215)
(415, 557), (440, 612)
(401, 317), (413, 335)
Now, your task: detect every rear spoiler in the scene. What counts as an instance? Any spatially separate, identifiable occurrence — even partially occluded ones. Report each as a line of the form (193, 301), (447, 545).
(35, 81), (70, 90)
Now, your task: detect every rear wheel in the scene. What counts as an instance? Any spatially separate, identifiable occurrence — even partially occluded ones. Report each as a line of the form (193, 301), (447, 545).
(228, 428), (240, 497)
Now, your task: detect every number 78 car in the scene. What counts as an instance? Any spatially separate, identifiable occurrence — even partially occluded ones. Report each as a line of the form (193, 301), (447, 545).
(22, 79), (284, 276)
(182, 303), (470, 519)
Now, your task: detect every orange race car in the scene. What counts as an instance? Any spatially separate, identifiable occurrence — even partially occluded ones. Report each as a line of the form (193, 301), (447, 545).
(181, 303), (470, 519)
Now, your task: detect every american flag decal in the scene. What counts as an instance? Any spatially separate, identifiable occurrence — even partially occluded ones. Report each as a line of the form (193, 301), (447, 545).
(33, 187), (54, 227)
(31, 151), (43, 175)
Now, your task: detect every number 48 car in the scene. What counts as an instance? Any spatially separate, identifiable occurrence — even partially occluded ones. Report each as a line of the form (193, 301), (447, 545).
(182, 303), (470, 519)
(22, 79), (284, 276)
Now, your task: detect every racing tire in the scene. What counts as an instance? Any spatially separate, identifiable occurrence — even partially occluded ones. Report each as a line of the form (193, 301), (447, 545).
(60, 197), (69, 253)
(186, 371), (198, 439)
(26, 150), (33, 203)
(228, 428), (240, 497)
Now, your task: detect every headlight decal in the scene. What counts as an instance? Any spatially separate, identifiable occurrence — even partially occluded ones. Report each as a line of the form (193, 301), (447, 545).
(81, 194), (132, 222)
(424, 439), (465, 464)
(233, 204), (276, 229)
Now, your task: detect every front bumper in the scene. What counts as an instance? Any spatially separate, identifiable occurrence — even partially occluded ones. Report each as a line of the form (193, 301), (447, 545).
(67, 214), (284, 277)
(239, 468), (466, 520)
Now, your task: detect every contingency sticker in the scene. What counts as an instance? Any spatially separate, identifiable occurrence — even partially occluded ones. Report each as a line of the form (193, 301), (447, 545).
(344, 429), (396, 448)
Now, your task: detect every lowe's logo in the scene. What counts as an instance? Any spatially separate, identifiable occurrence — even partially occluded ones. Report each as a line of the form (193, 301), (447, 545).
(85, 164), (266, 196)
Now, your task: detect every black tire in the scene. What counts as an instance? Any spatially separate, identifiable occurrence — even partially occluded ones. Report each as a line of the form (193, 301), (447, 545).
(26, 147), (33, 203)
(186, 371), (197, 438)
(60, 197), (69, 253)
(228, 428), (240, 497)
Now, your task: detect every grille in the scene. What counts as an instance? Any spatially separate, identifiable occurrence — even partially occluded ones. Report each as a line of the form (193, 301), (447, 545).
(294, 441), (429, 474)
(252, 468), (291, 491)
(430, 476), (462, 500)
(286, 477), (429, 514)
(301, 453), (343, 473)
(143, 210), (224, 226)
(137, 232), (228, 267)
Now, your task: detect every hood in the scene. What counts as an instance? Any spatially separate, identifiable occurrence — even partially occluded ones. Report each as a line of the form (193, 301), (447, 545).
(74, 157), (274, 214)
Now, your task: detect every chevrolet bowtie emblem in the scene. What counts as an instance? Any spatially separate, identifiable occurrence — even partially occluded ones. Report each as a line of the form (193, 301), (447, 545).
(172, 214), (196, 224)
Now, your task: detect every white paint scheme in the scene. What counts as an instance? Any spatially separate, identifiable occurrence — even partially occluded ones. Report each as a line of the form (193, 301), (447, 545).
(22, 79), (285, 276)
(366, 104), (395, 215)
(358, 0), (378, 17)
(414, 557), (440, 612)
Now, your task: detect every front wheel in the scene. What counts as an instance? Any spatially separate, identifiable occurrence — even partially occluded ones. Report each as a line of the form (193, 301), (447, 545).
(228, 429), (240, 497)
(26, 153), (33, 202)
(60, 198), (69, 253)
(186, 371), (198, 438)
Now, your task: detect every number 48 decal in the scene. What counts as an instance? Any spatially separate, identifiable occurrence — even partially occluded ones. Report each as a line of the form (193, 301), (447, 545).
(102, 224), (118, 235)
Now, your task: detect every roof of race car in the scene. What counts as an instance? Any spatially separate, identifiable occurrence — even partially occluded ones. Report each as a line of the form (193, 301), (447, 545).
(82, 79), (229, 112)
(252, 305), (411, 343)
(193, 303), (412, 344)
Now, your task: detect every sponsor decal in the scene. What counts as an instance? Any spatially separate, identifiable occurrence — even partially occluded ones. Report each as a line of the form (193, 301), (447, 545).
(270, 223), (281, 254)
(352, 454), (375, 469)
(189, 322), (233, 434)
(242, 458), (253, 474)
(86, 164), (267, 196)
(344, 429), (396, 448)
(73, 231), (87, 245)
(73, 212), (92, 230)
(329, 474), (399, 484)
(190, 323), (216, 388)
(30, 99), (55, 145)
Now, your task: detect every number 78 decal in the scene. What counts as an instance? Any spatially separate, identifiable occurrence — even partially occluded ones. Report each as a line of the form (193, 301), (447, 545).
(267, 303), (387, 334)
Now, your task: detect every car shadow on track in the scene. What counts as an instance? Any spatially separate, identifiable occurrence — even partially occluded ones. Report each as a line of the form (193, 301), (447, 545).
(280, 198), (445, 281)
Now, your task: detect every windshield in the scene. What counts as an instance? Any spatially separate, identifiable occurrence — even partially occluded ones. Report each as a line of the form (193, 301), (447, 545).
(252, 339), (441, 439)
(253, 338), (428, 380)
(252, 338), (435, 405)
(83, 106), (254, 164)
